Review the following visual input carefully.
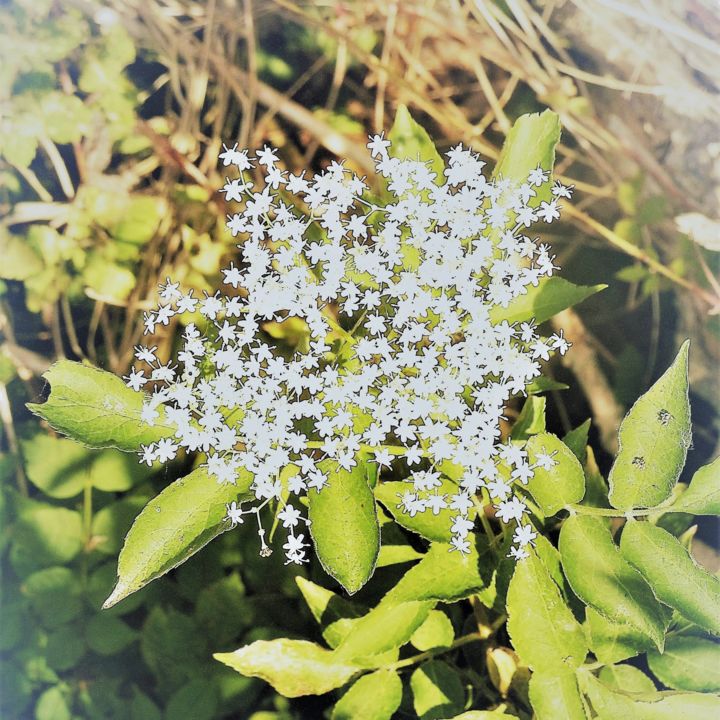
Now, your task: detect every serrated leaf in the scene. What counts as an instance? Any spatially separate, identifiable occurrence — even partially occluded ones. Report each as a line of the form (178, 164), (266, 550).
(28, 360), (175, 451)
(104, 466), (251, 608)
(386, 538), (493, 604)
(308, 461), (380, 594)
(410, 610), (454, 651)
(506, 547), (587, 671)
(335, 600), (433, 662)
(608, 341), (691, 510)
(620, 521), (720, 635)
(586, 607), (655, 664)
(528, 672), (588, 720)
(559, 515), (669, 649)
(214, 639), (361, 697)
(411, 660), (465, 720)
(492, 110), (560, 198)
(648, 634), (720, 692)
(332, 669), (402, 720)
(525, 433), (586, 515)
(599, 664), (656, 693)
(580, 670), (720, 719)
(489, 278), (606, 325)
(671, 457), (720, 515)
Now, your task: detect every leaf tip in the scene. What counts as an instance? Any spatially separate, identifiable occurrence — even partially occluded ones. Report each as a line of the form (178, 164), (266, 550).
(102, 583), (126, 609)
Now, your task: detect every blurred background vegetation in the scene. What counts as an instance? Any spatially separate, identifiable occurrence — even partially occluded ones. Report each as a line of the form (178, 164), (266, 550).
(1, 0), (718, 718)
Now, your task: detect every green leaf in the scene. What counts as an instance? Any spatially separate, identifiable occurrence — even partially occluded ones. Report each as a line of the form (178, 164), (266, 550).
(620, 521), (720, 635)
(21, 434), (88, 499)
(91, 498), (146, 555)
(28, 360), (175, 451)
(10, 506), (83, 574)
(45, 623), (86, 671)
(580, 671), (720, 719)
(648, 634), (720, 692)
(214, 639), (361, 697)
(410, 660), (465, 720)
(388, 104), (445, 182)
(608, 341), (691, 510)
(85, 614), (138, 655)
(104, 466), (251, 608)
(195, 574), (249, 647)
(559, 515), (668, 649)
(164, 679), (219, 720)
(23, 566), (82, 627)
(489, 278), (606, 325)
(332, 669), (403, 720)
(22, 434), (150, 498)
(386, 538), (492, 604)
(563, 419), (591, 464)
(506, 547), (588, 671)
(35, 686), (71, 720)
(141, 607), (207, 694)
(410, 610), (454, 651)
(308, 461), (380, 594)
(586, 607), (655, 664)
(492, 110), (561, 196)
(511, 397), (546, 440)
(599, 665), (656, 693)
(525, 433), (586, 515)
(335, 600), (434, 662)
(295, 577), (364, 649)
(376, 544), (425, 567)
(528, 672), (588, 720)
(671, 457), (720, 515)
(375, 477), (469, 542)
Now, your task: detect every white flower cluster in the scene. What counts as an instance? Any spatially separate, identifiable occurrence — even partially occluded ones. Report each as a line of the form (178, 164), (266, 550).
(127, 133), (572, 564)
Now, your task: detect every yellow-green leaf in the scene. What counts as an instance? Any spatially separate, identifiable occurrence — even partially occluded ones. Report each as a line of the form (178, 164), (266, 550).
(608, 341), (691, 510)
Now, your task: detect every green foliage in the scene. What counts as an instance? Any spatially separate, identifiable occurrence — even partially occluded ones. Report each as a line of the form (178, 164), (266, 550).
(620, 521), (720, 635)
(560, 515), (669, 649)
(28, 361), (175, 451)
(506, 547), (587, 671)
(488, 278), (606, 325)
(524, 433), (586, 515)
(528, 672), (588, 720)
(410, 660), (465, 720)
(672, 457), (720, 515)
(648, 634), (720, 692)
(4, 81), (719, 720)
(608, 340), (691, 509)
(332, 669), (403, 720)
(308, 460), (380, 594)
(214, 640), (361, 697)
(104, 466), (252, 607)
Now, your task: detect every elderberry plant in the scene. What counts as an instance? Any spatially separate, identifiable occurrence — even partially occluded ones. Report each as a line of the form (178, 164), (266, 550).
(27, 109), (720, 718)
(127, 128), (572, 565)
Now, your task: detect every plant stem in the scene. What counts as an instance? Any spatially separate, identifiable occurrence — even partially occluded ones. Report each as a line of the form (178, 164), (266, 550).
(387, 631), (484, 671)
